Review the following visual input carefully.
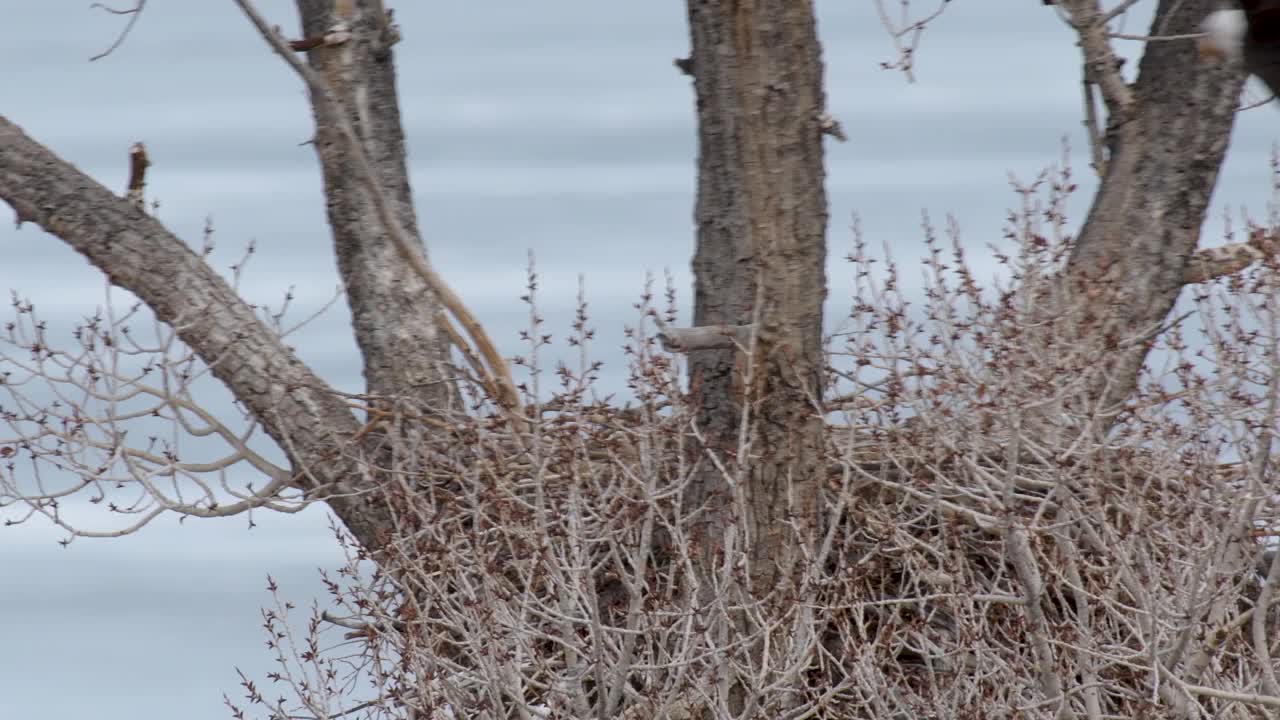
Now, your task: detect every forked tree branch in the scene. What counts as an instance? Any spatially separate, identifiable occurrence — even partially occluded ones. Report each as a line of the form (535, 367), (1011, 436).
(652, 316), (756, 352)
(1183, 232), (1274, 284)
(1054, 0), (1136, 176)
(232, 0), (524, 428)
(88, 0), (147, 61)
(871, 0), (953, 82)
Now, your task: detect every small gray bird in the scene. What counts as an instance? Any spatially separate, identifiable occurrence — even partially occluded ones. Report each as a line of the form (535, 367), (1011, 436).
(1200, 1), (1280, 100)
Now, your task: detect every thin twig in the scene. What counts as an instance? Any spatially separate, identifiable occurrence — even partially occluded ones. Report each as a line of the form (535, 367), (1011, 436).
(88, 0), (147, 61)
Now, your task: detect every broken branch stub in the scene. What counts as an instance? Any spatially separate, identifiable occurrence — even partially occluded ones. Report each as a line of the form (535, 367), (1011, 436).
(126, 142), (148, 210)
(657, 323), (756, 352)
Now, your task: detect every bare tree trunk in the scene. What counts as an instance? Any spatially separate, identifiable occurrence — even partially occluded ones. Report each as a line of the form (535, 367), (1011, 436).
(7, 1), (1280, 715)
(295, 0), (455, 409)
(1057, 0), (1245, 418)
(683, 0), (829, 604)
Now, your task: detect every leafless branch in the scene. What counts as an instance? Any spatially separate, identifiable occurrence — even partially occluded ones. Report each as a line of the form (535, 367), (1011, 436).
(1183, 235), (1271, 284)
(231, 0), (525, 429)
(88, 0), (147, 61)
(223, 158), (1280, 717)
(1099, 0), (1143, 25)
(1107, 31), (1204, 42)
(1055, 0), (1136, 175)
(871, 0), (953, 83)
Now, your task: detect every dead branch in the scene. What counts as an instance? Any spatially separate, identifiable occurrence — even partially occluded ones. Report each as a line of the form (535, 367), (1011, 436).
(126, 141), (148, 210)
(1183, 229), (1277, 284)
(871, 0), (953, 82)
(654, 322), (756, 352)
(817, 111), (848, 142)
(1053, 0), (1136, 177)
(88, 0), (147, 61)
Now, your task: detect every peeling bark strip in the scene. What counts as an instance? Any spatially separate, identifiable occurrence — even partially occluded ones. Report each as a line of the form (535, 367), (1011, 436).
(684, 0), (829, 594)
(1184, 231), (1276, 284)
(0, 115), (396, 553)
(239, 0), (517, 423)
(292, 0), (455, 410)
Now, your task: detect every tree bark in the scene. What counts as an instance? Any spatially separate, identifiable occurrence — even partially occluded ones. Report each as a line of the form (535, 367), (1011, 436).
(2, 1), (1272, 714)
(683, 0), (829, 598)
(294, 0), (455, 410)
(0, 116), (396, 550)
(0, 1), (462, 554)
(1059, 0), (1245, 418)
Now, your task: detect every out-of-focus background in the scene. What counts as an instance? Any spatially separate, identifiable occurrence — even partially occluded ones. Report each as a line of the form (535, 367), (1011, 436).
(2, 2), (1276, 717)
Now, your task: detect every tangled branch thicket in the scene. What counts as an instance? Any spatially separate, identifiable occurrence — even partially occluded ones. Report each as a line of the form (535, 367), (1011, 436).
(5, 161), (1280, 718)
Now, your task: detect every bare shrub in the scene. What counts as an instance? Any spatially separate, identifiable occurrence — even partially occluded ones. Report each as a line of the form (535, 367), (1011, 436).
(219, 162), (1280, 718)
(4, 168), (1277, 717)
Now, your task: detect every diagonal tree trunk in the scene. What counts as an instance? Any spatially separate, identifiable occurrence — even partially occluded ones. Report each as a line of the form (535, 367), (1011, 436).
(0, 115), (397, 550)
(1055, 0), (1246, 419)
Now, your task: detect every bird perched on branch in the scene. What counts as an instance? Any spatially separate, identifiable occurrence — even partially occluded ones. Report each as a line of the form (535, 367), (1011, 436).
(1199, 1), (1280, 100)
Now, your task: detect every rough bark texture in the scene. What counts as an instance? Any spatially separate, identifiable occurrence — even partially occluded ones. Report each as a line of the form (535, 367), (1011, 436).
(0, 2), (459, 561)
(1062, 0), (1246, 416)
(295, 0), (454, 409)
(0, 116), (395, 550)
(684, 0), (829, 595)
